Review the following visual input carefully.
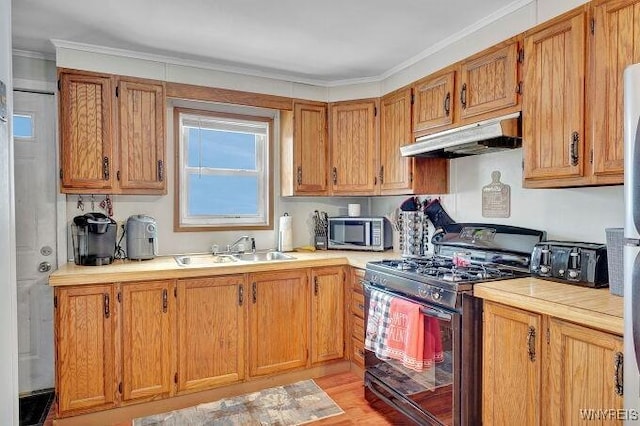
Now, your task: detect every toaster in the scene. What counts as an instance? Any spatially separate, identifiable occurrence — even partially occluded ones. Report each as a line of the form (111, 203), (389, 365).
(530, 241), (609, 288)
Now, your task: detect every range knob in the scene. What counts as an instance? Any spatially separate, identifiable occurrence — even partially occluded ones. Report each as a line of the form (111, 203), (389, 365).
(431, 289), (442, 301)
(418, 286), (429, 298)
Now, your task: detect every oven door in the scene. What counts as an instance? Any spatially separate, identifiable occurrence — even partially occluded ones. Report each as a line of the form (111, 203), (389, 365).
(363, 283), (461, 426)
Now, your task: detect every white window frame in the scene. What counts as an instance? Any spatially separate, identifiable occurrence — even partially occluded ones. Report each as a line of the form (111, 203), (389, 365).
(175, 107), (273, 231)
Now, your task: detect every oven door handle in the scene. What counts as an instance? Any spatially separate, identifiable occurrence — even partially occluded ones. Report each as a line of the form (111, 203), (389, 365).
(364, 283), (453, 321)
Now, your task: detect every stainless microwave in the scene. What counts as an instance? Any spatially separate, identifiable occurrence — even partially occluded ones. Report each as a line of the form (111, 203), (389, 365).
(327, 217), (393, 251)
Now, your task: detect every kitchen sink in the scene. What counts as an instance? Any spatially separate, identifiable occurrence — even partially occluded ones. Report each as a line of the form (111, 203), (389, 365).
(174, 254), (238, 266)
(232, 251), (296, 262)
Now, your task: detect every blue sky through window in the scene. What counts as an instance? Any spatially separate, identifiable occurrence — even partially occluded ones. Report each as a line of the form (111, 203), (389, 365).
(13, 114), (33, 138)
(188, 174), (258, 216)
(187, 128), (256, 170)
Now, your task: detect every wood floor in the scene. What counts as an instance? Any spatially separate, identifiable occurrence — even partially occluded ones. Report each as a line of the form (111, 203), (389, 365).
(44, 371), (414, 425)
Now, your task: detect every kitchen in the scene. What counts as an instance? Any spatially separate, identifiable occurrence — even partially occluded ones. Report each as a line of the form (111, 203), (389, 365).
(0, 0), (633, 424)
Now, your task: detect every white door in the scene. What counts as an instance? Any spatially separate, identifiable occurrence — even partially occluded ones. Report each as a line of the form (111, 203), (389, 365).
(13, 90), (56, 393)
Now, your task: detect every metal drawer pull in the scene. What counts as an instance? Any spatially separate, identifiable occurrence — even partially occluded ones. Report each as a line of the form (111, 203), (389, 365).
(444, 92), (451, 115)
(614, 352), (623, 396)
(104, 293), (110, 319)
(570, 131), (579, 166)
(527, 326), (536, 362)
(238, 284), (244, 306)
(460, 84), (467, 109)
(162, 288), (168, 313)
(252, 282), (257, 304)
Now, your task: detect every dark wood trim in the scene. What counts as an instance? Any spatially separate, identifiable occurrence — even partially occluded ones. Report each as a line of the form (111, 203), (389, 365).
(166, 82), (293, 111)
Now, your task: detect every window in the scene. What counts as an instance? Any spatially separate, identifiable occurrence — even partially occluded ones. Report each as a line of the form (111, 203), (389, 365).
(175, 108), (273, 230)
(13, 113), (34, 139)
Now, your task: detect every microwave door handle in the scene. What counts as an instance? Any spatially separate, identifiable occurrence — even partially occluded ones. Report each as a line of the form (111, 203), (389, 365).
(365, 222), (371, 245)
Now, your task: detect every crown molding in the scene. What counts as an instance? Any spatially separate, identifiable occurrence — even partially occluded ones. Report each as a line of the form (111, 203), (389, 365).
(51, 0), (534, 88)
(12, 49), (55, 61)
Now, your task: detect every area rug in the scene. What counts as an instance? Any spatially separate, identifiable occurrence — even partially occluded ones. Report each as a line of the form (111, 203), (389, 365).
(134, 380), (344, 426)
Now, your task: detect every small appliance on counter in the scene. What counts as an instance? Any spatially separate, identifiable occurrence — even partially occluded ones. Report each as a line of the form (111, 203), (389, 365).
(126, 215), (158, 260)
(327, 216), (392, 251)
(530, 241), (609, 287)
(71, 213), (117, 266)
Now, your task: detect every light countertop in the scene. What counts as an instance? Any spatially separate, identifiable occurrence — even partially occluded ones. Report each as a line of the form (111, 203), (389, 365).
(49, 250), (397, 286)
(474, 277), (623, 335)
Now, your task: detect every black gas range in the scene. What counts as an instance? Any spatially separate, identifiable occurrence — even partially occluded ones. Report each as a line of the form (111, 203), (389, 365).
(363, 223), (546, 426)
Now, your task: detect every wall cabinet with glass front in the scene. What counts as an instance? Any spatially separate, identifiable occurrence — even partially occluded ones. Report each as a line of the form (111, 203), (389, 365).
(58, 69), (166, 194)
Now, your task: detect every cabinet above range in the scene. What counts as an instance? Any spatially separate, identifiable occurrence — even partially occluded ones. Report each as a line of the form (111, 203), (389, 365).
(58, 69), (166, 195)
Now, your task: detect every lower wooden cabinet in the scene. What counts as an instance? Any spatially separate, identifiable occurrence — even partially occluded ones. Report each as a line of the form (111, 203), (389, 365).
(349, 268), (366, 370)
(483, 301), (623, 425)
(311, 267), (345, 363)
(55, 284), (117, 415)
(120, 280), (174, 403)
(176, 276), (245, 394)
(248, 270), (310, 377)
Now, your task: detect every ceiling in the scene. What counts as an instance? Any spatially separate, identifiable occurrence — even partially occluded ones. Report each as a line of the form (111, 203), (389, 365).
(12, 0), (525, 85)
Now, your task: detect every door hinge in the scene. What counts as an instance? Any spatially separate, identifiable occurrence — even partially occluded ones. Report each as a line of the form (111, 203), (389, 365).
(516, 81), (523, 95)
(118, 382), (122, 394)
(53, 296), (57, 308)
(518, 48), (524, 63)
(117, 292), (121, 303)
(59, 168), (63, 180)
(374, 106), (377, 117)
(411, 93), (415, 105)
(590, 149), (594, 164)
(174, 372), (178, 384)
(546, 327), (550, 344)
(343, 271), (346, 283)
(174, 287), (177, 297)
(409, 171), (413, 183)
(115, 86), (119, 97)
(116, 170), (120, 181)
(590, 18), (595, 35)
(57, 79), (61, 91)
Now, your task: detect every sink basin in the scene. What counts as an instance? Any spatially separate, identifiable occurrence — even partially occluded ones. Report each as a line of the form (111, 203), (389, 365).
(232, 251), (296, 262)
(174, 254), (238, 267)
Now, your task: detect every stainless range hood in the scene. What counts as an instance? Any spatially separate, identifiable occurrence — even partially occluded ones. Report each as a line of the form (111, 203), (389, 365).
(401, 111), (522, 158)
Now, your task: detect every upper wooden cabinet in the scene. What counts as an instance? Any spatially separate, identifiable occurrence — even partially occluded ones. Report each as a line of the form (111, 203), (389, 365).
(58, 69), (166, 195)
(55, 284), (117, 416)
(176, 276), (245, 394)
(523, 7), (587, 186)
(380, 88), (449, 195)
(591, 0), (640, 182)
(459, 42), (520, 120)
(413, 70), (455, 134)
(280, 101), (329, 196)
(330, 99), (378, 195)
(59, 72), (114, 192)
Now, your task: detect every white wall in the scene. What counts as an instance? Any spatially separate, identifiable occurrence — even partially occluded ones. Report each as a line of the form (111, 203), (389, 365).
(371, 149), (624, 244)
(1, 0), (19, 422)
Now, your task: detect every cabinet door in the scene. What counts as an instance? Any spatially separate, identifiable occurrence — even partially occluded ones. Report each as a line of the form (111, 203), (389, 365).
(121, 280), (173, 402)
(413, 70), (455, 133)
(55, 285), (116, 415)
(311, 267), (344, 363)
(547, 318), (623, 425)
(483, 302), (542, 426)
(592, 0), (640, 179)
(248, 270), (309, 376)
(380, 88), (414, 194)
(459, 42), (519, 120)
(523, 9), (587, 183)
(59, 71), (114, 192)
(294, 102), (329, 195)
(330, 100), (378, 195)
(176, 276), (245, 393)
(118, 79), (166, 193)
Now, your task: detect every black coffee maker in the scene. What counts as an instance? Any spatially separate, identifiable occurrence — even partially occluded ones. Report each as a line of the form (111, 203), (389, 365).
(71, 213), (117, 266)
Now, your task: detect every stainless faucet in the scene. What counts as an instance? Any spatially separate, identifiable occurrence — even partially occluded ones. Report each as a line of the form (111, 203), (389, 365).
(226, 235), (256, 254)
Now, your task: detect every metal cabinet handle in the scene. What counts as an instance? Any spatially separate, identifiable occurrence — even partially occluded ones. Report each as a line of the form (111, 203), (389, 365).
(157, 160), (164, 182)
(314, 276), (319, 296)
(527, 326), (536, 362)
(252, 282), (257, 304)
(614, 352), (624, 396)
(379, 166), (384, 185)
(444, 92), (451, 116)
(296, 166), (302, 185)
(570, 131), (579, 166)
(238, 284), (244, 306)
(460, 84), (467, 109)
(104, 293), (110, 319)
(357, 303), (365, 311)
(332, 167), (337, 185)
(102, 157), (110, 180)
(162, 288), (168, 313)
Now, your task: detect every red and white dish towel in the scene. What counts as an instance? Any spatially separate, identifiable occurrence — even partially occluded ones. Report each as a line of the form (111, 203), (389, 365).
(365, 288), (443, 372)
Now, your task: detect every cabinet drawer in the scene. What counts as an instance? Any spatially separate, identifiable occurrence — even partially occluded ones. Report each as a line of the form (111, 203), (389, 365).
(351, 292), (365, 318)
(352, 315), (364, 342)
(352, 338), (365, 368)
